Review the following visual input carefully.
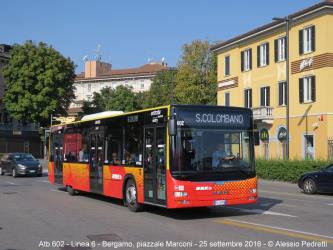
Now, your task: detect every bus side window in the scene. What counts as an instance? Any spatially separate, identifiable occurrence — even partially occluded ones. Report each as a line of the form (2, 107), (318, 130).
(79, 127), (89, 163)
(125, 118), (142, 166)
(105, 117), (124, 166)
(106, 130), (122, 166)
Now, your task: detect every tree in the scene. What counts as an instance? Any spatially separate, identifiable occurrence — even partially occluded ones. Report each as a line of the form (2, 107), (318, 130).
(81, 85), (139, 116)
(2, 40), (75, 126)
(174, 40), (217, 105)
(141, 69), (176, 108)
(105, 85), (139, 112)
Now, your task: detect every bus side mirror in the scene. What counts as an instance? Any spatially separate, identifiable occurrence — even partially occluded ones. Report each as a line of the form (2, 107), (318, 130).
(254, 131), (260, 146)
(168, 117), (177, 136)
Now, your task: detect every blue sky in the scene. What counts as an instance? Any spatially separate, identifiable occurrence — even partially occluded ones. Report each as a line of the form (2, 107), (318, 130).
(1, 0), (319, 73)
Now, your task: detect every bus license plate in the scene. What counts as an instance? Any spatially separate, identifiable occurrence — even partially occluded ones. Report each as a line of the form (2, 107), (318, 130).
(214, 200), (226, 206)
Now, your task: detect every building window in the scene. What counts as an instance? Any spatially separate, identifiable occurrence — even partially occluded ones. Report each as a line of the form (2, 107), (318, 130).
(224, 55), (230, 76)
(257, 43), (269, 67)
(225, 92), (230, 106)
(244, 89), (252, 108)
(278, 81), (287, 106)
(260, 86), (270, 107)
(86, 95), (92, 101)
(241, 48), (252, 72)
(299, 26), (315, 55)
(275, 37), (286, 62)
(304, 134), (314, 159)
(299, 76), (316, 103)
(88, 83), (91, 92)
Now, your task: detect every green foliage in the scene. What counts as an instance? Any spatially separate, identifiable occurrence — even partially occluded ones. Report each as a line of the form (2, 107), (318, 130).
(3, 41), (75, 126)
(81, 85), (140, 115)
(141, 70), (176, 108)
(174, 40), (217, 105)
(105, 85), (139, 112)
(256, 159), (330, 183)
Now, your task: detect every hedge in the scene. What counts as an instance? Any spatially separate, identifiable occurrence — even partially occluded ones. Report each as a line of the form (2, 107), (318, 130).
(256, 159), (331, 183)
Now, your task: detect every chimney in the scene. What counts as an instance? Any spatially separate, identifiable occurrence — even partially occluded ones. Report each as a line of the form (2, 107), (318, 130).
(84, 60), (112, 78)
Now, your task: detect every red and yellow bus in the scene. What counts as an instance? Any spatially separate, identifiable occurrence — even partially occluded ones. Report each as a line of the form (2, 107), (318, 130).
(48, 105), (258, 211)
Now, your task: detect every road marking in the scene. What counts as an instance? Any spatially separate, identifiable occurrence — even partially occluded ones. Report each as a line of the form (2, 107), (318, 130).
(6, 181), (16, 185)
(50, 189), (63, 193)
(229, 206), (297, 218)
(261, 190), (333, 200)
(34, 180), (50, 183)
(275, 203), (297, 208)
(217, 219), (333, 244)
(328, 204), (333, 206)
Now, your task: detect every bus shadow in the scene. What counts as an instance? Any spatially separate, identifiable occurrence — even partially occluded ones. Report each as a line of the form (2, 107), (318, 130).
(59, 188), (124, 206)
(60, 189), (284, 220)
(143, 197), (284, 220)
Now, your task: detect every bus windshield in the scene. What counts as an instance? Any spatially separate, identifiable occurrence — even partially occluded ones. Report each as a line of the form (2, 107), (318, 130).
(170, 128), (255, 181)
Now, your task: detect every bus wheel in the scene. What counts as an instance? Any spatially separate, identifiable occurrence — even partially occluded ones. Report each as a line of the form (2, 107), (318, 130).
(67, 185), (76, 196)
(125, 179), (142, 212)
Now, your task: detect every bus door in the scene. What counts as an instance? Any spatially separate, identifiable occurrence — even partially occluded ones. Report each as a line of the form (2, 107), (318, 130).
(53, 132), (64, 184)
(143, 126), (166, 205)
(89, 131), (104, 194)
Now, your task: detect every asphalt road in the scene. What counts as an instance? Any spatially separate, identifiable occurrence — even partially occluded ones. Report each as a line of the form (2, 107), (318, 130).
(0, 167), (332, 250)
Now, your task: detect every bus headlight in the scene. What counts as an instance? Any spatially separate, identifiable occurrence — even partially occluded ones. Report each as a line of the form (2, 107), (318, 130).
(174, 191), (188, 197)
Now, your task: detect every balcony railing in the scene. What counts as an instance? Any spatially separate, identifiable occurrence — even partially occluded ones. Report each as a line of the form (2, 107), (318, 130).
(252, 107), (274, 123)
(0, 122), (40, 132)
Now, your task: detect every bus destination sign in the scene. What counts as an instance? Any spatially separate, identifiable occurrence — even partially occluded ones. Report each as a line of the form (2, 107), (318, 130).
(176, 108), (251, 128)
(195, 113), (244, 125)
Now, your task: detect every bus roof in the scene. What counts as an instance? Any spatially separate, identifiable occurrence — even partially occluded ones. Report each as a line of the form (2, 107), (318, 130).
(51, 104), (252, 128)
(81, 111), (124, 121)
(51, 104), (171, 128)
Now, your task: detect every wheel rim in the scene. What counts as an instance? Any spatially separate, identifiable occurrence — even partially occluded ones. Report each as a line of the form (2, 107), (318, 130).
(304, 180), (313, 193)
(12, 169), (16, 177)
(126, 185), (137, 205)
(0, 167), (2, 175)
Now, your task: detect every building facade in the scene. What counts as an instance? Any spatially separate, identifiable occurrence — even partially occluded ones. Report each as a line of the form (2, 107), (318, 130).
(212, 0), (333, 160)
(69, 60), (169, 115)
(0, 44), (42, 157)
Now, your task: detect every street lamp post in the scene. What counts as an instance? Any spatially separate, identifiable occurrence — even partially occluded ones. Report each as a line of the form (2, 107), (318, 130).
(273, 16), (290, 160)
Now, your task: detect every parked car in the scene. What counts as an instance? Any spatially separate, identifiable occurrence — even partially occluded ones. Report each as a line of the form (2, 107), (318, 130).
(298, 164), (333, 194)
(0, 153), (42, 177)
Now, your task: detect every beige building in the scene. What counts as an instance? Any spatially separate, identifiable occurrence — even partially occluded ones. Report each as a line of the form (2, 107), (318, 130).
(212, 0), (333, 160)
(69, 60), (169, 115)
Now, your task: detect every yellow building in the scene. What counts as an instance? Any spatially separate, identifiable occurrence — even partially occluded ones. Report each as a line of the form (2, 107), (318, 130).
(211, 0), (333, 160)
